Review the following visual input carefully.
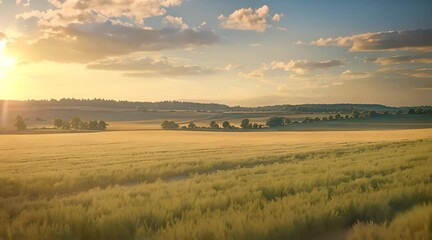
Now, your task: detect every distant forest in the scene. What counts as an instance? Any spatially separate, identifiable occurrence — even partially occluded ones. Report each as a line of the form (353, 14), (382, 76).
(1, 98), (430, 113)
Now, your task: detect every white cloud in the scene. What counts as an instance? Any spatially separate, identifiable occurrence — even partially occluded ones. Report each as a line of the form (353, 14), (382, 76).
(163, 15), (189, 30)
(18, 0), (184, 27)
(218, 5), (270, 32)
(272, 13), (284, 22)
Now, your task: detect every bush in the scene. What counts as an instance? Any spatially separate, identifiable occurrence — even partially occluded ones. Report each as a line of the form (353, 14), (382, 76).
(266, 117), (286, 128)
(161, 120), (179, 129)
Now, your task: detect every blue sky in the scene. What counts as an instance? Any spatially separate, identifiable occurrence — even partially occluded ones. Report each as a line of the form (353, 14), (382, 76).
(0, 0), (431, 106)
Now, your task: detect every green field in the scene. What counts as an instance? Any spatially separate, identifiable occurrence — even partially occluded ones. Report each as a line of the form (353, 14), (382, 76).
(1, 129), (431, 240)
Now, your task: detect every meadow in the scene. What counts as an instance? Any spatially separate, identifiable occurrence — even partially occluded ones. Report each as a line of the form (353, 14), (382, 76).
(0, 129), (431, 240)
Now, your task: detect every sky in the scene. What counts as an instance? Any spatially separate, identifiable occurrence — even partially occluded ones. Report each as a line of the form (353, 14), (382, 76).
(0, 0), (431, 106)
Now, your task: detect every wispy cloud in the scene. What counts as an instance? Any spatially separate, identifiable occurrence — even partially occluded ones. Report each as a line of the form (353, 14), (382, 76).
(365, 56), (432, 65)
(87, 55), (216, 77)
(311, 29), (432, 52)
(270, 59), (344, 75)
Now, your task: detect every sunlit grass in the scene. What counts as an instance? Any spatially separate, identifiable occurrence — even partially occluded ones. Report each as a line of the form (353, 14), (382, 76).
(0, 131), (431, 239)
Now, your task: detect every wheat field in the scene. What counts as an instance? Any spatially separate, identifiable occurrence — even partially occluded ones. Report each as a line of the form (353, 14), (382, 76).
(1, 129), (431, 240)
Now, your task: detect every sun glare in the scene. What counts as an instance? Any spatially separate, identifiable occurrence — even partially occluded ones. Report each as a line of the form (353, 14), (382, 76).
(0, 39), (16, 79)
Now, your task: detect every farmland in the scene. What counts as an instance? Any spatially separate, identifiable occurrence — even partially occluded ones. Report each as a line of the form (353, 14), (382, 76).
(1, 129), (431, 240)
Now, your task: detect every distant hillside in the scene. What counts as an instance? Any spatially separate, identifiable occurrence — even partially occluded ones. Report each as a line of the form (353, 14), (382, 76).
(0, 98), (428, 113)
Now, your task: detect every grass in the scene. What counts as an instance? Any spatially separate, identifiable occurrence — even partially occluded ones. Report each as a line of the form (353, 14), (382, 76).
(0, 130), (431, 239)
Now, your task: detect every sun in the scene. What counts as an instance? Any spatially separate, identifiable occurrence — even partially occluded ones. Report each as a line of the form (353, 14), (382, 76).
(0, 39), (16, 79)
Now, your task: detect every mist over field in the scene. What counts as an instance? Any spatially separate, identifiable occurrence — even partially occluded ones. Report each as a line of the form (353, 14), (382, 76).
(1, 0), (432, 239)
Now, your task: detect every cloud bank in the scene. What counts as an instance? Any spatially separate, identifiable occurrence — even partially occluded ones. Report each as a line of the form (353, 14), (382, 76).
(8, 22), (219, 63)
(311, 29), (432, 52)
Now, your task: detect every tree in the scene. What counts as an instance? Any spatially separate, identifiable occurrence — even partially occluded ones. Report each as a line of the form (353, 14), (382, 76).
(98, 121), (108, 130)
(71, 117), (82, 130)
(408, 108), (416, 114)
(253, 123), (259, 129)
(368, 111), (378, 117)
(53, 118), (64, 129)
(352, 110), (360, 118)
(314, 117), (321, 122)
(161, 120), (179, 129)
(415, 108), (424, 114)
(222, 121), (231, 129)
(62, 121), (71, 130)
(397, 110), (403, 115)
(335, 113), (341, 120)
(240, 119), (251, 129)
(266, 117), (286, 128)
(344, 115), (350, 119)
(14, 116), (27, 131)
(210, 121), (219, 129)
(329, 115), (334, 121)
(80, 121), (89, 130)
(89, 120), (98, 130)
(284, 118), (291, 125)
(322, 117), (328, 121)
(188, 123), (197, 129)
(383, 111), (389, 116)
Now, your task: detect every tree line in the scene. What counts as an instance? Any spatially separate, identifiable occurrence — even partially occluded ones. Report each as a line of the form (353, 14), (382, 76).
(161, 119), (264, 130)
(5, 99), (424, 112)
(161, 108), (432, 130)
(53, 117), (108, 130)
(13, 116), (108, 131)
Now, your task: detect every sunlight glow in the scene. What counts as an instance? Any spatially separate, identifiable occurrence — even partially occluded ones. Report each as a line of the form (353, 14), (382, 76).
(0, 39), (16, 78)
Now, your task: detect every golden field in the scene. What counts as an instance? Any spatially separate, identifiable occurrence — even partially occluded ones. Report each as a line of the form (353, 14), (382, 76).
(1, 129), (431, 240)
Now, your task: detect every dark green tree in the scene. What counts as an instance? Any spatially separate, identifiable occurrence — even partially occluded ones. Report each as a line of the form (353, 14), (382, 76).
(80, 121), (89, 130)
(98, 121), (108, 130)
(89, 121), (99, 130)
(161, 120), (179, 129)
(188, 122), (197, 129)
(266, 117), (286, 127)
(415, 108), (424, 114)
(222, 121), (231, 129)
(71, 117), (82, 130)
(210, 121), (219, 129)
(14, 116), (27, 131)
(62, 121), (71, 130)
(53, 118), (63, 129)
(240, 119), (250, 129)
(352, 110), (360, 118)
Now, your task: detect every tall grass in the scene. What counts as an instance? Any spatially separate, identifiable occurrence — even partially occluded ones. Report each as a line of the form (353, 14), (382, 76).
(0, 133), (431, 239)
